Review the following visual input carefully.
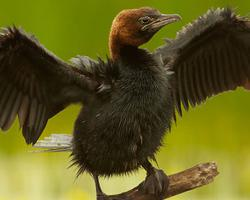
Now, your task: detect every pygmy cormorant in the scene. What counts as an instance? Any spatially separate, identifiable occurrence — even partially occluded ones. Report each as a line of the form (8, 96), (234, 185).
(0, 6), (249, 200)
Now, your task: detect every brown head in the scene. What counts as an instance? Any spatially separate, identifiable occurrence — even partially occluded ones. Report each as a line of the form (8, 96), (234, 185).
(109, 7), (181, 60)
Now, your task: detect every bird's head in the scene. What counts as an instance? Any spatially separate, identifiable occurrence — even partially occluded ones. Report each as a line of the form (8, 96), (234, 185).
(109, 7), (181, 60)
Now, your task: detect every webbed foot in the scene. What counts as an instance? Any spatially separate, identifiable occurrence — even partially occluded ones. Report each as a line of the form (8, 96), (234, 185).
(140, 160), (169, 199)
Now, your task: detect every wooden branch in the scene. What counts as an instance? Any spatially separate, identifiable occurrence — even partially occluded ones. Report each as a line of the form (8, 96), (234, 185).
(108, 162), (219, 200)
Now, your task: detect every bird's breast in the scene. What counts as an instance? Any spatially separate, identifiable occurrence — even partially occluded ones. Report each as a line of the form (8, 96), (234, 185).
(115, 67), (172, 110)
(101, 66), (175, 158)
(108, 66), (174, 136)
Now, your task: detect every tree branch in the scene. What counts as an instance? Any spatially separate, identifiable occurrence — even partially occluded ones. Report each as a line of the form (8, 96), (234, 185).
(108, 162), (219, 200)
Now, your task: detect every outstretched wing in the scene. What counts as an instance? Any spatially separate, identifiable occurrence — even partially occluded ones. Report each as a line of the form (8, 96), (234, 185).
(155, 8), (250, 116)
(0, 27), (96, 144)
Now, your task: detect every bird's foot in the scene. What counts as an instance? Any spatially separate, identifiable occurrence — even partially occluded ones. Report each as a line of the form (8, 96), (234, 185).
(139, 168), (169, 199)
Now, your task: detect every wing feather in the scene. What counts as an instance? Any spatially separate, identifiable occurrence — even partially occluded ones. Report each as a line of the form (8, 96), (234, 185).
(0, 87), (17, 129)
(0, 27), (97, 144)
(194, 55), (205, 103)
(18, 95), (29, 128)
(178, 63), (189, 110)
(187, 60), (196, 106)
(2, 91), (22, 131)
(155, 8), (250, 115)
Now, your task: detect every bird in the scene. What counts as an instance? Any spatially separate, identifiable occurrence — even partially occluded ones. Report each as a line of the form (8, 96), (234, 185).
(0, 6), (249, 200)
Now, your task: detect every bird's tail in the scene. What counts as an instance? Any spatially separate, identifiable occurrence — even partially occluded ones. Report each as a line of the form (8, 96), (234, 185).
(33, 134), (73, 152)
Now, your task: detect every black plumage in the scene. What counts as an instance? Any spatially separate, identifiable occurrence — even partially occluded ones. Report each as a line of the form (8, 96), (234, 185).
(72, 49), (174, 177)
(155, 8), (250, 115)
(0, 7), (249, 199)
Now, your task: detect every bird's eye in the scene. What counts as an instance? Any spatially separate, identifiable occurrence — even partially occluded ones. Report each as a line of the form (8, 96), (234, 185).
(138, 16), (152, 25)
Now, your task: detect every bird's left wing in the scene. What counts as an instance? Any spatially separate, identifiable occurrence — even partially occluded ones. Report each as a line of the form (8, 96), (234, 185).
(155, 8), (250, 116)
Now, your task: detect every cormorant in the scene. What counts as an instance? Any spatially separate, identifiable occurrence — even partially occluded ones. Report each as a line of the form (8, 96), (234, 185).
(0, 6), (249, 200)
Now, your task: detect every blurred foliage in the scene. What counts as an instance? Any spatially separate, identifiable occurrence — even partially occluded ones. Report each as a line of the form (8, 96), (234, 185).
(0, 0), (249, 199)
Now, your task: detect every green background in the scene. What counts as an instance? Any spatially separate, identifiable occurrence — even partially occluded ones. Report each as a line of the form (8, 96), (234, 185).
(0, 0), (250, 199)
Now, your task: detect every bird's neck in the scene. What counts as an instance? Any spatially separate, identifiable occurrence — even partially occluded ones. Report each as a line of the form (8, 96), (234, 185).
(109, 36), (155, 66)
(109, 34), (122, 61)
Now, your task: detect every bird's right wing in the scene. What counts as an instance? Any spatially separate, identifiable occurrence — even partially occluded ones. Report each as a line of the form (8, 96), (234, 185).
(0, 27), (97, 144)
(155, 8), (250, 116)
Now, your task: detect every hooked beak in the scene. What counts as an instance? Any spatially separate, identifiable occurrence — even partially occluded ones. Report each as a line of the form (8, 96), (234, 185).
(141, 14), (181, 31)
